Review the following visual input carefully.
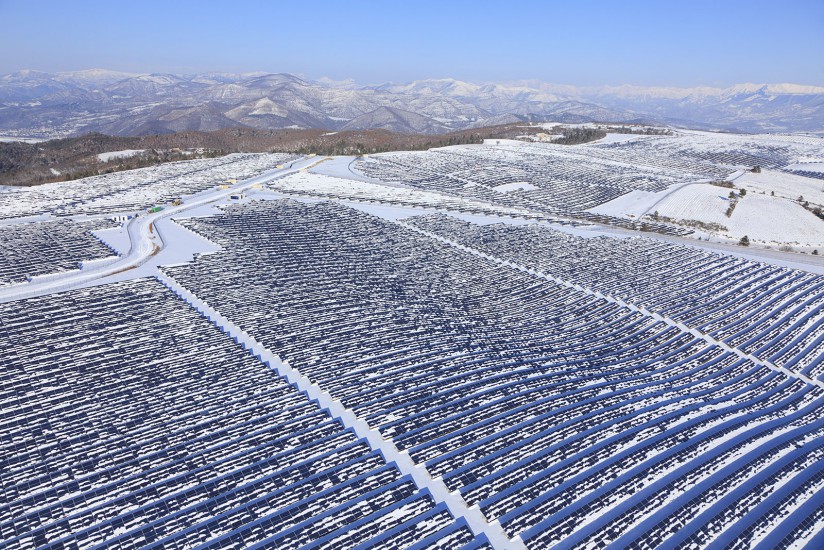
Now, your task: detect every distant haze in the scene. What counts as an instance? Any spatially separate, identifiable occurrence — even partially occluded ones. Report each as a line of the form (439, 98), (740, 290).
(2, 70), (823, 138)
(1, 0), (823, 87)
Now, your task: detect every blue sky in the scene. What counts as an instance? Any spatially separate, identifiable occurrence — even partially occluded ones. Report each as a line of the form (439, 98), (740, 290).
(1, 0), (822, 86)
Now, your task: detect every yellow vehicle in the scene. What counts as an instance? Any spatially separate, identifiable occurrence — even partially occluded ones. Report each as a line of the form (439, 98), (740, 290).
(172, 198), (183, 206)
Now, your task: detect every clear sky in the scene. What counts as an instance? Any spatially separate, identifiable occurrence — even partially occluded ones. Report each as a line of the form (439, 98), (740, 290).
(1, 0), (822, 87)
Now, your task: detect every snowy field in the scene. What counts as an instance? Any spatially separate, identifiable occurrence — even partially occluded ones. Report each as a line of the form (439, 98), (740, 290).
(491, 181), (539, 193)
(358, 128), (824, 218)
(97, 149), (145, 162)
(649, 183), (824, 247)
(592, 167), (824, 248)
(786, 162), (824, 173)
(736, 168), (824, 205)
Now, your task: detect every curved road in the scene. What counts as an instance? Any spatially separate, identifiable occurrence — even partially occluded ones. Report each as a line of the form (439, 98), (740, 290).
(0, 158), (314, 303)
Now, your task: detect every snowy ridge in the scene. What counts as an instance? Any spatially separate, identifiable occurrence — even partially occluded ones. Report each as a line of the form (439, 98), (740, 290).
(3, 69), (824, 137)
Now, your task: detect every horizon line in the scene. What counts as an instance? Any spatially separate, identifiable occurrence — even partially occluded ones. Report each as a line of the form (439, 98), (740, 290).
(4, 67), (824, 91)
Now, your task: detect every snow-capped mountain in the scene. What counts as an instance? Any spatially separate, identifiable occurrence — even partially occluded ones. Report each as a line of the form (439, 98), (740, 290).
(0, 69), (822, 138)
(340, 106), (450, 134)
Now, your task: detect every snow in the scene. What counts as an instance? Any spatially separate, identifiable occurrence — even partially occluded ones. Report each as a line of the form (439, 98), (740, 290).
(728, 83), (824, 95)
(1, 138), (824, 548)
(248, 97), (287, 116)
(146, 214), (223, 267)
(0, 136), (45, 143)
(786, 162), (824, 173)
(50, 168), (61, 176)
(650, 183), (824, 246)
(536, 122), (597, 130)
(491, 182), (538, 193)
(586, 189), (664, 217)
(590, 133), (657, 145)
(730, 195), (824, 245)
(647, 185), (733, 223)
(307, 155), (379, 183)
(482, 139), (526, 146)
(91, 224), (132, 255)
(97, 149), (145, 162)
(266, 171), (532, 217)
(736, 169), (824, 206)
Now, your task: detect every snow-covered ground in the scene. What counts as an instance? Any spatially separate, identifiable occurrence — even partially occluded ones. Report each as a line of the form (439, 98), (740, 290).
(97, 149), (145, 162)
(266, 171), (533, 217)
(588, 163), (824, 249)
(736, 169), (824, 206)
(91, 224), (132, 255)
(0, 135), (45, 143)
(589, 133), (659, 145)
(307, 155), (383, 183)
(481, 138), (526, 146)
(649, 183), (824, 247)
(587, 188), (666, 218)
(786, 162), (824, 173)
(2, 146), (824, 548)
(491, 182), (538, 193)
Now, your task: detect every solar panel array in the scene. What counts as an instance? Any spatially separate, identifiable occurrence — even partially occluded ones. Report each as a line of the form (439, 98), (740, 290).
(154, 200), (824, 548)
(406, 214), (824, 382)
(0, 220), (118, 286)
(0, 279), (488, 549)
(1, 131), (823, 548)
(355, 133), (824, 236)
(0, 153), (298, 220)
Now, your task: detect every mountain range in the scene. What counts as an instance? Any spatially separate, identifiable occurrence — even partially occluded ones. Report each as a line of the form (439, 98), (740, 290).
(1, 69), (823, 138)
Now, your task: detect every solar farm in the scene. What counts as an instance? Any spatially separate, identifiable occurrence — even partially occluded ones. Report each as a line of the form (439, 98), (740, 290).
(1, 129), (823, 549)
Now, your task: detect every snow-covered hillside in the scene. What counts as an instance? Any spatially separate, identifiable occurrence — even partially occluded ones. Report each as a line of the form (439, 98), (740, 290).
(650, 183), (824, 247)
(2, 69), (824, 137)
